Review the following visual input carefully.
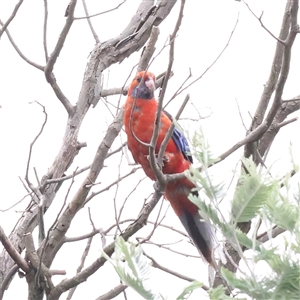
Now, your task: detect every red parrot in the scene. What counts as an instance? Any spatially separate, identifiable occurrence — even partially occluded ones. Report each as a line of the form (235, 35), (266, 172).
(124, 71), (217, 266)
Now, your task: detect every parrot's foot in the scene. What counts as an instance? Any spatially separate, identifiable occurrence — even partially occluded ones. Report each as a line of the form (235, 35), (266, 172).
(146, 154), (169, 167)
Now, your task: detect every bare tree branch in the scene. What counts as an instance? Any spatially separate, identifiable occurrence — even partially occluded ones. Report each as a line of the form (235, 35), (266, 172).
(96, 284), (128, 300)
(24, 232), (54, 298)
(257, 226), (286, 243)
(165, 14), (239, 103)
(138, 26), (160, 72)
(66, 235), (94, 299)
(144, 252), (209, 290)
(0, 226), (30, 273)
(244, 1), (286, 44)
(43, 0), (49, 61)
(81, 0), (100, 43)
(44, 0), (76, 116)
(74, 0), (127, 20)
(244, 0), (294, 159)
(0, 0), (24, 38)
(0, 20), (44, 70)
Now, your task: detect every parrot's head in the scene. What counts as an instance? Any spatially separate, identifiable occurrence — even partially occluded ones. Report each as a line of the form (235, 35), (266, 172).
(129, 71), (156, 100)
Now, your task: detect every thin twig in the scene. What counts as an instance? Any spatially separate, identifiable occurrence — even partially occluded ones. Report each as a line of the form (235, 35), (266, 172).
(113, 152), (124, 237)
(0, 0), (24, 38)
(158, 94), (190, 164)
(66, 235), (94, 299)
(0, 192), (32, 212)
(0, 20), (44, 70)
(25, 102), (48, 190)
(166, 14), (239, 100)
(44, 0), (77, 116)
(74, 0), (127, 20)
(273, 117), (298, 130)
(164, 68), (192, 109)
(142, 239), (200, 258)
(84, 167), (140, 205)
(243, 1), (286, 45)
(235, 98), (248, 131)
(43, 0), (49, 61)
(144, 252), (209, 290)
(81, 0), (100, 43)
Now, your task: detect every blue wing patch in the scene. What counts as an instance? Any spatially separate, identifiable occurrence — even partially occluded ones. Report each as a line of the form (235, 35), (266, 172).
(172, 127), (193, 163)
(163, 110), (193, 163)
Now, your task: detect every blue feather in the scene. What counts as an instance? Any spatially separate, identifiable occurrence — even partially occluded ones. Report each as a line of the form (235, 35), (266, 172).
(171, 127), (193, 163)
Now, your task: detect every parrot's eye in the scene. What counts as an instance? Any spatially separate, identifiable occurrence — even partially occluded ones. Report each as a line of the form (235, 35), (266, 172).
(136, 77), (141, 83)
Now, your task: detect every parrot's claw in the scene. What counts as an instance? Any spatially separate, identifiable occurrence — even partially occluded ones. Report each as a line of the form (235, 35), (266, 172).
(146, 154), (169, 167)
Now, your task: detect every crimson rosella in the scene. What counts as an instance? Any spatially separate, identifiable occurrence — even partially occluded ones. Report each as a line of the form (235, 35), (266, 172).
(124, 71), (217, 266)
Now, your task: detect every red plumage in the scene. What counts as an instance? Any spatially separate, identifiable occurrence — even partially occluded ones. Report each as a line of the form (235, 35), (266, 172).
(124, 71), (216, 266)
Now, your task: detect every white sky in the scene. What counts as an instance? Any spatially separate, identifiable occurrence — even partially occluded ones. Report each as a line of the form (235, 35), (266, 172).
(0, 0), (299, 299)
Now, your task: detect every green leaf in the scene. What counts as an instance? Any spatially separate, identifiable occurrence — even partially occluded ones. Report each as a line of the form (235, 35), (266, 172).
(209, 285), (246, 300)
(231, 158), (274, 223)
(192, 128), (220, 168)
(264, 194), (298, 232)
(176, 281), (202, 300)
(102, 237), (164, 300)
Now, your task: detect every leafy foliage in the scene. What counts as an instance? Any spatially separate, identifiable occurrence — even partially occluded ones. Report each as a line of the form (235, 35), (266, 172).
(102, 237), (165, 300)
(231, 158), (276, 223)
(189, 129), (300, 299)
(175, 281), (203, 300)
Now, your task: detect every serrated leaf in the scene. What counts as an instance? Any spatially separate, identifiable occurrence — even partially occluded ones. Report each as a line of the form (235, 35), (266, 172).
(102, 237), (164, 300)
(176, 281), (202, 300)
(231, 158), (274, 223)
(209, 285), (245, 300)
(264, 194), (298, 232)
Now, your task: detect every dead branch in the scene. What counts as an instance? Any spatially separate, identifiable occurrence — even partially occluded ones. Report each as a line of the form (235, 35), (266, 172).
(0, 226), (30, 273)
(244, 1), (286, 44)
(43, 0), (49, 61)
(24, 233), (54, 298)
(141, 239), (200, 258)
(257, 226), (286, 243)
(66, 235), (94, 299)
(25, 102), (48, 190)
(81, 0), (100, 43)
(144, 252), (209, 290)
(74, 0), (127, 20)
(84, 166), (140, 205)
(138, 26), (160, 72)
(0, 20), (44, 70)
(167, 14), (239, 101)
(0, 0), (24, 38)
(44, 0), (76, 116)
(96, 284), (128, 300)
(0, 192), (32, 212)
